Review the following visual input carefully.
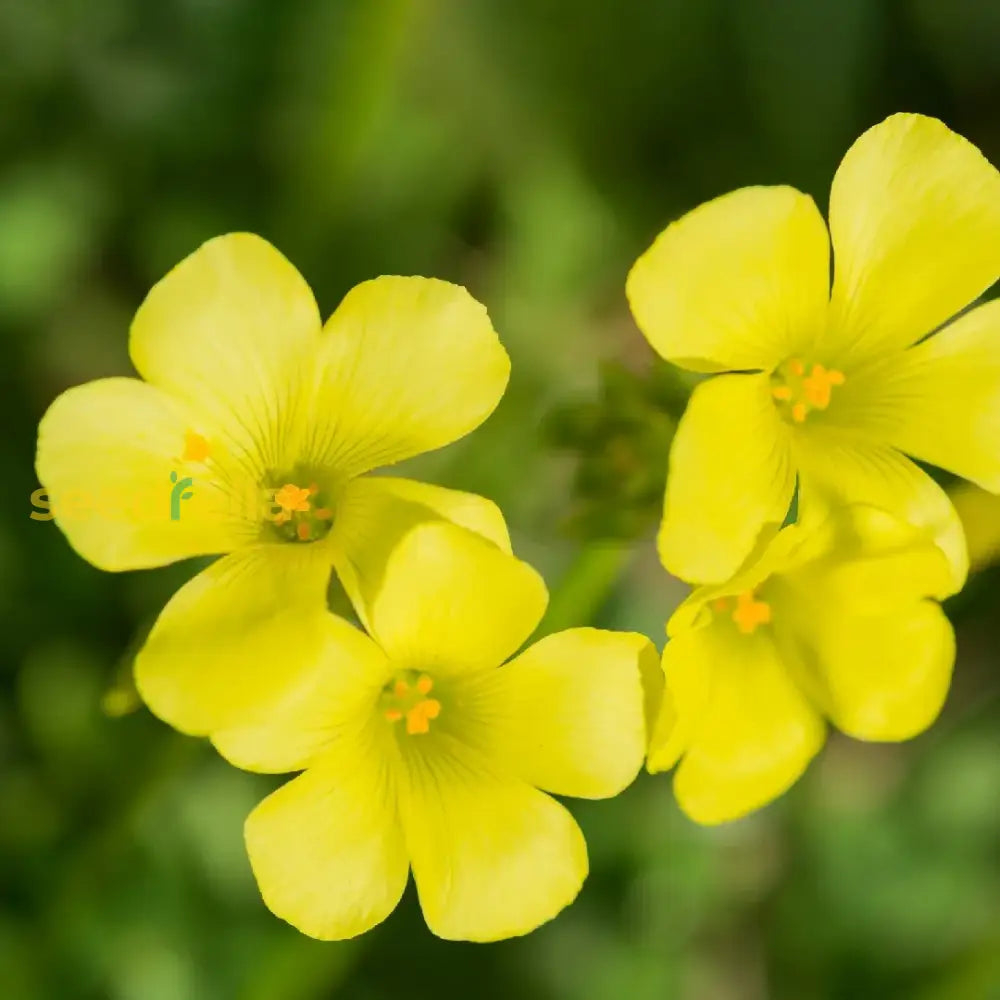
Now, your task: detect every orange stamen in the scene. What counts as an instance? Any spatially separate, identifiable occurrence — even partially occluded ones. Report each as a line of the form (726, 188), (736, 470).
(273, 483), (312, 514)
(182, 431), (211, 463)
(405, 699), (441, 735)
(732, 591), (771, 634)
(773, 359), (846, 424)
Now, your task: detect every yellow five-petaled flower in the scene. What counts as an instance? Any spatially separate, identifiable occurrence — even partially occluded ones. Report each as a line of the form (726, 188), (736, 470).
(212, 522), (657, 942)
(36, 234), (511, 735)
(627, 113), (1000, 589)
(647, 505), (958, 825)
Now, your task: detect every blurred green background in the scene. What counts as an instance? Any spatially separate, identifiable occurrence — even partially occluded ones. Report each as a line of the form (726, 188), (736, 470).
(4, 1), (1000, 997)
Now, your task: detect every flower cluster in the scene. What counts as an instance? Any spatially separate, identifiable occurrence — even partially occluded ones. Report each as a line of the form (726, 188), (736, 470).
(35, 113), (1000, 940)
(628, 112), (1000, 824)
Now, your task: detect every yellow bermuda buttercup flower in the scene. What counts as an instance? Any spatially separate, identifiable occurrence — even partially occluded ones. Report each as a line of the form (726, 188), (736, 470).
(627, 113), (1000, 587)
(35, 233), (510, 734)
(647, 504), (958, 825)
(212, 521), (657, 942)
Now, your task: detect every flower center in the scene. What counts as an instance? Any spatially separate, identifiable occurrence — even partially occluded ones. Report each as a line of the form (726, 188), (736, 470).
(770, 357), (845, 423)
(265, 481), (334, 543)
(712, 590), (771, 634)
(380, 671), (441, 735)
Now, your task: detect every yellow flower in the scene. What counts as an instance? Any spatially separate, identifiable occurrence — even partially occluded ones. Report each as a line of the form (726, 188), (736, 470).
(35, 234), (511, 734)
(647, 505), (957, 825)
(627, 113), (1000, 588)
(212, 521), (657, 942)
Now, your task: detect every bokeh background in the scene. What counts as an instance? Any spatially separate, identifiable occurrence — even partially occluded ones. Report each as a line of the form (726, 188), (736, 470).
(4, 1), (1000, 997)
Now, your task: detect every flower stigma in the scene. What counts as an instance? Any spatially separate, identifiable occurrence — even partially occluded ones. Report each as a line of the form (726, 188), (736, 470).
(770, 358), (845, 423)
(381, 671), (442, 735)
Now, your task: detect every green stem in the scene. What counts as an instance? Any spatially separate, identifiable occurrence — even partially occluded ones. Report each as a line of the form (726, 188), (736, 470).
(538, 541), (633, 635)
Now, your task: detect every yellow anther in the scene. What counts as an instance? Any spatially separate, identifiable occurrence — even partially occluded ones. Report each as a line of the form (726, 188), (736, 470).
(384, 708), (403, 723)
(711, 597), (730, 613)
(393, 679), (410, 698)
(771, 358), (845, 424)
(732, 590), (771, 634)
(416, 674), (433, 695)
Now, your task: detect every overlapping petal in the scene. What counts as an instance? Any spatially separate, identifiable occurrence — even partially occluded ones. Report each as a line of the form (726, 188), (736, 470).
(827, 113), (1000, 366)
(245, 729), (408, 941)
(329, 475), (511, 629)
(770, 505), (956, 741)
(626, 186), (829, 372)
(457, 628), (654, 799)
(360, 522), (548, 677)
(659, 373), (797, 583)
(134, 543), (333, 735)
(398, 734), (587, 942)
(776, 504), (956, 606)
(212, 614), (389, 773)
(793, 428), (968, 590)
(301, 276), (510, 478)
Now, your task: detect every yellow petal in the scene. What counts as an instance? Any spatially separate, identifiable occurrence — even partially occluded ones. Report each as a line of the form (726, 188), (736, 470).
(398, 734), (587, 941)
(654, 626), (825, 825)
(949, 482), (1000, 573)
(768, 504), (956, 741)
(302, 277), (509, 478)
(245, 731), (408, 941)
(457, 629), (655, 799)
(35, 378), (253, 570)
(130, 233), (322, 474)
(836, 299), (1000, 492)
(363, 522), (548, 677)
(659, 373), (796, 583)
(647, 627), (713, 773)
(794, 429), (968, 591)
(777, 503), (957, 607)
(212, 614), (389, 773)
(783, 601), (954, 743)
(827, 114), (1000, 366)
(626, 186), (829, 372)
(329, 475), (512, 630)
(134, 543), (333, 735)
